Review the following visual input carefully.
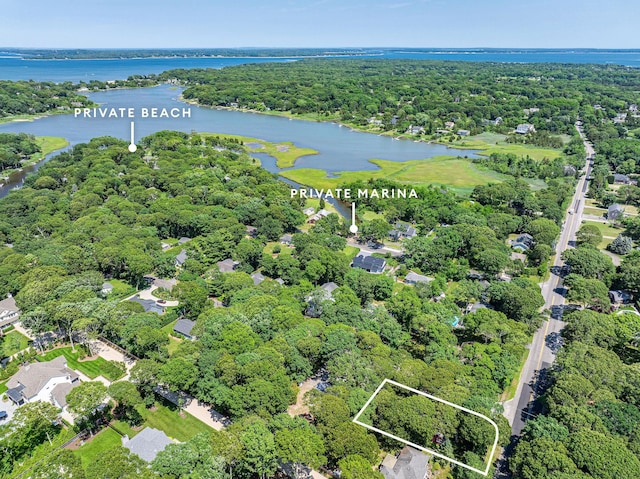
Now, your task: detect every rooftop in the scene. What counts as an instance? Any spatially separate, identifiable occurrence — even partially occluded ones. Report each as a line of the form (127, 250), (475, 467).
(122, 427), (174, 462)
(6, 356), (79, 401)
(380, 446), (431, 479)
(173, 318), (196, 337)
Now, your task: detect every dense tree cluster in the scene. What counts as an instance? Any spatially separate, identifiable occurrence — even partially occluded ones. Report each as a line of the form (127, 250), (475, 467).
(157, 60), (640, 139)
(0, 80), (93, 118)
(0, 133), (41, 170)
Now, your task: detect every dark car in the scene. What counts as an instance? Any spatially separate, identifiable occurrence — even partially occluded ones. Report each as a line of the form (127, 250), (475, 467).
(157, 299), (167, 304)
(0, 411), (8, 421)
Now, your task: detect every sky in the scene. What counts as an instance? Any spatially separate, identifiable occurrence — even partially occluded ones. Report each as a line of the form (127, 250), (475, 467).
(1, 0), (638, 49)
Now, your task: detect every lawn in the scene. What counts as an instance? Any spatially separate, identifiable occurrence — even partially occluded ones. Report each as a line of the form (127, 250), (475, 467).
(281, 156), (515, 196)
(33, 136), (69, 160)
(201, 132), (318, 168)
(74, 427), (122, 469)
(106, 279), (136, 300)
(451, 134), (563, 161)
(581, 220), (626, 249)
(1, 330), (30, 356)
(361, 210), (386, 221)
(264, 241), (294, 256)
(38, 347), (125, 381)
(343, 245), (360, 259)
(0, 380), (7, 395)
(137, 401), (213, 442)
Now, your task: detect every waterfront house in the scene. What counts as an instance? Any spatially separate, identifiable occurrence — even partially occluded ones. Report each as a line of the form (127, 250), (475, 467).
(457, 129), (470, 136)
(515, 124), (536, 134)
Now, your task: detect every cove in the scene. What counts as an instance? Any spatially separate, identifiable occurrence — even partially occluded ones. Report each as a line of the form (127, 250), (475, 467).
(0, 84), (479, 199)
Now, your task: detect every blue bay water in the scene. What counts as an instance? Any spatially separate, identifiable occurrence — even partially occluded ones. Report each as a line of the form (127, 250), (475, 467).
(2, 49), (640, 82)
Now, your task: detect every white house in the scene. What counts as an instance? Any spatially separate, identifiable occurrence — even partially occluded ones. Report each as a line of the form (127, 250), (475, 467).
(0, 296), (20, 330)
(6, 356), (79, 409)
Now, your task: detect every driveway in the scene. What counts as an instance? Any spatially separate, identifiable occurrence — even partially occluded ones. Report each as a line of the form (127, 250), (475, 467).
(0, 393), (19, 423)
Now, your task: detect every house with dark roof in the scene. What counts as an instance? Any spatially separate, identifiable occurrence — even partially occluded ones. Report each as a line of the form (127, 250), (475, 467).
(245, 225), (257, 237)
(511, 233), (535, 251)
(609, 290), (632, 304)
(405, 271), (434, 285)
(380, 446), (431, 479)
(608, 203), (625, 221)
(6, 356), (79, 408)
(175, 249), (187, 267)
(217, 259), (240, 273)
(0, 296), (20, 330)
(122, 427), (174, 463)
(389, 222), (417, 241)
(613, 173), (632, 184)
(352, 255), (386, 274)
(129, 296), (165, 315)
(173, 318), (196, 339)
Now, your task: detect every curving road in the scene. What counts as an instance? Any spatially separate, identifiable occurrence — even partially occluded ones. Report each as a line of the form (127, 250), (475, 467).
(502, 122), (594, 435)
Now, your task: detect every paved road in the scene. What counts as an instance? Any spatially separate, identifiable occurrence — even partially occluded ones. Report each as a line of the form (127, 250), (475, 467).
(502, 123), (594, 434)
(346, 238), (403, 257)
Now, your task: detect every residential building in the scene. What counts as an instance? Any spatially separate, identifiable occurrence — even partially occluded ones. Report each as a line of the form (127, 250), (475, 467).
(609, 290), (632, 304)
(467, 302), (494, 314)
(178, 237), (192, 245)
(613, 113), (628, 124)
(6, 356), (79, 408)
(251, 272), (265, 285)
(515, 123), (536, 134)
(389, 222), (417, 241)
(0, 296), (20, 330)
(352, 255), (386, 274)
(524, 107), (540, 115)
(563, 165), (577, 176)
(613, 173), (632, 184)
(457, 129), (470, 136)
(404, 271), (434, 285)
(175, 249), (187, 267)
(408, 125), (425, 135)
(122, 427), (174, 463)
(245, 225), (257, 237)
(280, 234), (293, 245)
(275, 278), (285, 285)
(444, 121), (455, 129)
(608, 203), (625, 221)
(217, 259), (240, 273)
(380, 446), (431, 479)
(173, 318), (196, 340)
(305, 282), (339, 317)
(101, 283), (113, 295)
(302, 207), (315, 216)
(129, 296), (165, 315)
(511, 233), (535, 251)
(307, 209), (330, 224)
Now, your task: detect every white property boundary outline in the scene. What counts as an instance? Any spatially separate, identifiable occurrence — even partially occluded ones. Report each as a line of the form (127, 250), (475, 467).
(352, 378), (499, 476)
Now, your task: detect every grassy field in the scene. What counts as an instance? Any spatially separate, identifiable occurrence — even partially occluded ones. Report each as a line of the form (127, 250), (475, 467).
(450, 134), (563, 161)
(74, 427), (122, 468)
(38, 347), (125, 381)
(361, 210), (386, 221)
(281, 157), (515, 196)
(1, 330), (30, 356)
(138, 401), (213, 442)
(0, 380), (7, 394)
(201, 132), (318, 168)
(500, 349), (530, 402)
(343, 245), (360, 259)
(33, 136), (69, 160)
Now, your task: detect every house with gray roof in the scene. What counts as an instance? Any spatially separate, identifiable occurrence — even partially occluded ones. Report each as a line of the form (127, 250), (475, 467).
(405, 271), (434, 285)
(173, 318), (196, 339)
(306, 282), (339, 317)
(0, 296), (20, 330)
(389, 222), (418, 241)
(608, 203), (625, 221)
(122, 427), (174, 462)
(280, 234), (293, 245)
(217, 259), (240, 273)
(101, 283), (113, 295)
(613, 173), (632, 184)
(380, 446), (431, 479)
(515, 123), (536, 134)
(178, 237), (192, 245)
(6, 356), (79, 408)
(129, 296), (165, 315)
(175, 249), (188, 267)
(251, 272), (265, 285)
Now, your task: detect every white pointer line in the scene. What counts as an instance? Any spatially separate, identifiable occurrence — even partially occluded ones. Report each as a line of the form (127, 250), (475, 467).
(128, 122), (137, 152)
